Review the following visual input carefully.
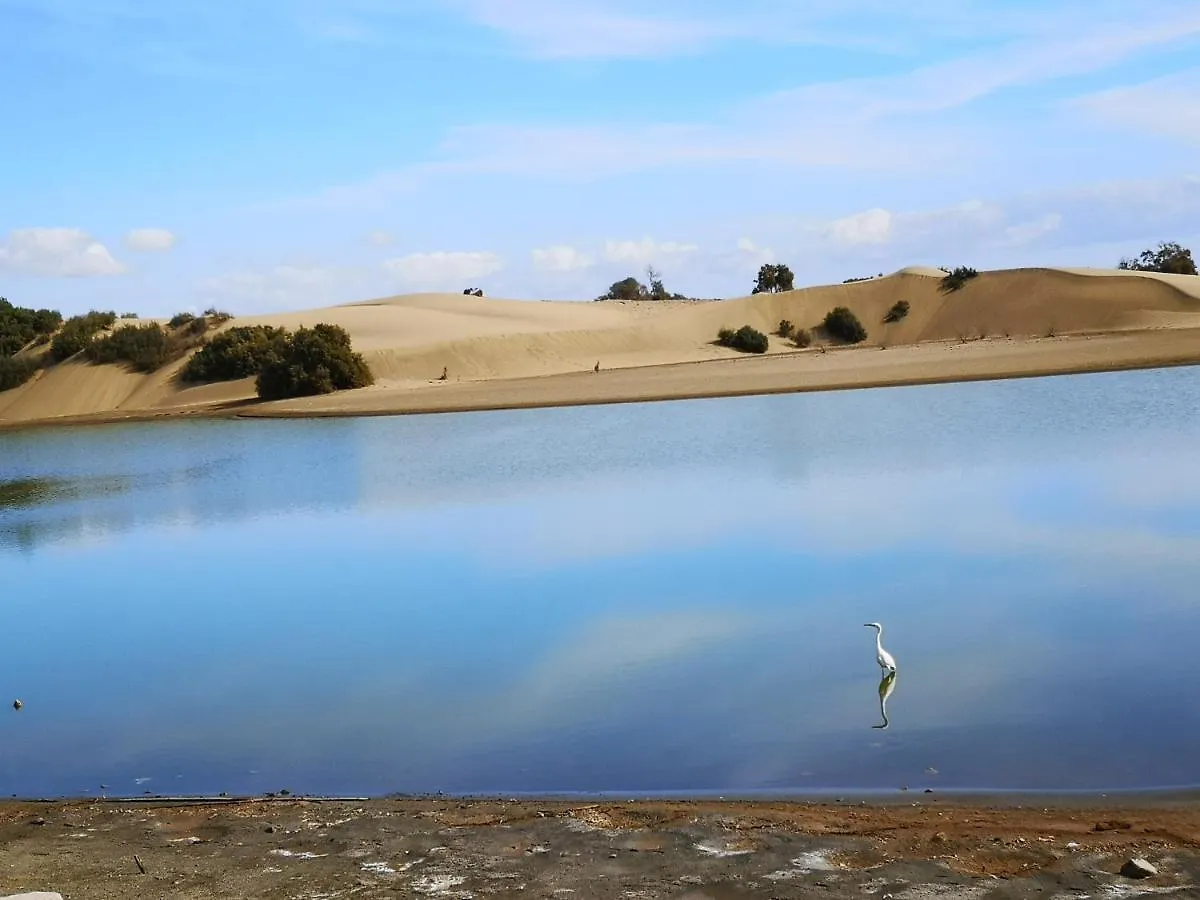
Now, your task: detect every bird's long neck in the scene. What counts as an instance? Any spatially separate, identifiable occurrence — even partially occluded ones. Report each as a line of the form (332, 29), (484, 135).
(874, 627), (884, 652)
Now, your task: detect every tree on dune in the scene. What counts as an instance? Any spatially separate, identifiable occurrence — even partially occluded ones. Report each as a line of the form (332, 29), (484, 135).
(751, 263), (795, 294)
(1117, 241), (1197, 276)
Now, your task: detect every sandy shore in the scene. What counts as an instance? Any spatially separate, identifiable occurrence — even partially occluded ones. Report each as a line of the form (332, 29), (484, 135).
(2, 329), (1199, 432)
(245, 328), (1200, 421)
(3, 796), (1199, 898)
(2, 265), (1199, 431)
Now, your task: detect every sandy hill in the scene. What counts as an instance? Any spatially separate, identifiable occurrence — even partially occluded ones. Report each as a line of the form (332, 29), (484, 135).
(2, 266), (1199, 427)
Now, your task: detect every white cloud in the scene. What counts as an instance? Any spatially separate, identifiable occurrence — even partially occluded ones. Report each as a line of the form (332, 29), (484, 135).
(125, 227), (177, 252)
(828, 208), (893, 246)
(603, 238), (698, 266)
(532, 245), (594, 273)
(383, 251), (505, 289)
(366, 230), (395, 246)
(0, 228), (125, 277)
(1071, 70), (1200, 145)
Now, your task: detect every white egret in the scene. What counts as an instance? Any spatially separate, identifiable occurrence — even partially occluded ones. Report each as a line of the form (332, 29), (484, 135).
(864, 622), (896, 673)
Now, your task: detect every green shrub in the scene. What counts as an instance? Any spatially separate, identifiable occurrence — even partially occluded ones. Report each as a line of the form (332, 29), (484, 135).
(0, 299), (62, 357)
(48, 310), (117, 362)
(884, 300), (910, 323)
(777, 319), (794, 338)
(85, 323), (177, 372)
(822, 306), (867, 344)
(202, 307), (233, 326)
(120, 312), (139, 319)
(793, 328), (813, 348)
(256, 324), (374, 400)
(184, 316), (210, 337)
(168, 312), (196, 329)
(181, 325), (287, 383)
(939, 266), (979, 293)
(0, 356), (40, 393)
(1118, 241), (1197, 275)
(716, 324), (769, 354)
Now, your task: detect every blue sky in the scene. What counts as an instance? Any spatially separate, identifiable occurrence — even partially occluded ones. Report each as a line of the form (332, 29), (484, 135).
(2, 0), (1199, 316)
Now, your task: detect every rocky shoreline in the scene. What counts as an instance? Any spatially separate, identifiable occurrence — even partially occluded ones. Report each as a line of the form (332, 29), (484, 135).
(2, 796), (1199, 898)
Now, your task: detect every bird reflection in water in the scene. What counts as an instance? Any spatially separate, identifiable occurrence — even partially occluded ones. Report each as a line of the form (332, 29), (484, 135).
(873, 668), (897, 729)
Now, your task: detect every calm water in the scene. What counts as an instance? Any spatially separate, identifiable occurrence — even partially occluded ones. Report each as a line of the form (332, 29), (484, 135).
(2, 368), (1200, 799)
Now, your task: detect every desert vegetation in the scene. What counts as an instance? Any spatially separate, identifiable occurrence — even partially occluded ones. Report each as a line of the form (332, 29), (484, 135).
(0, 298), (64, 392)
(716, 325), (769, 354)
(48, 310), (117, 362)
(256, 324), (374, 400)
(181, 325), (287, 383)
(939, 266), (980, 293)
(180, 322), (373, 400)
(85, 323), (178, 372)
(884, 300), (910, 323)
(751, 264), (795, 294)
(1118, 241), (1197, 276)
(597, 266), (675, 301)
(822, 306), (867, 344)
(0, 298), (61, 357)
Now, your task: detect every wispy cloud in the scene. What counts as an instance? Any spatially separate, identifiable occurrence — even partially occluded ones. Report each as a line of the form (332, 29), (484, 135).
(125, 228), (177, 252)
(1071, 69), (1200, 145)
(532, 245), (595, 273)
(199, 264), (369, 310)
(382, 251), (505, 290)
(268, 6), (1200, 214)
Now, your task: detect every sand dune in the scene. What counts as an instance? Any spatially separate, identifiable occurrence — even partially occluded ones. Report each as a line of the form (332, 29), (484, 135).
(3, 266), (1199, 428)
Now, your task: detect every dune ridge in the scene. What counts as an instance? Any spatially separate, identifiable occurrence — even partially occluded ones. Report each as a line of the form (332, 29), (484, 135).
(2, 266), (1199, 429)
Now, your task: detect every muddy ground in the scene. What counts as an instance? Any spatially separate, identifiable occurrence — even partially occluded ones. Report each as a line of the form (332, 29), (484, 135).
(2, 796), (1199, 899)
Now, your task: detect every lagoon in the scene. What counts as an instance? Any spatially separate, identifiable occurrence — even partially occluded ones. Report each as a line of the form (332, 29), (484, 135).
(2, 367), (1199, 799)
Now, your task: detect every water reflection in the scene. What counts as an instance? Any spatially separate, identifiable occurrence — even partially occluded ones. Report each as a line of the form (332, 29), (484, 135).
(1, 367), (1200, 796)
(873, 669), (897, 730)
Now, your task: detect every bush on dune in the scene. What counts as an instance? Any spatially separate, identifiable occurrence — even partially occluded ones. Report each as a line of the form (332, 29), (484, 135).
(822, 306), (867, 344)
(883, 300), (910, 323)
(0, 356), (41, 392)
(85, 322), (178, 372)
(939, 266), (979, 293)
(49, 310), (117, 362)
(181, 325), (287, 383)
(717, 325), (769, 354)
(0, 298), (63, 358)
(256, 324), (374, 400)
